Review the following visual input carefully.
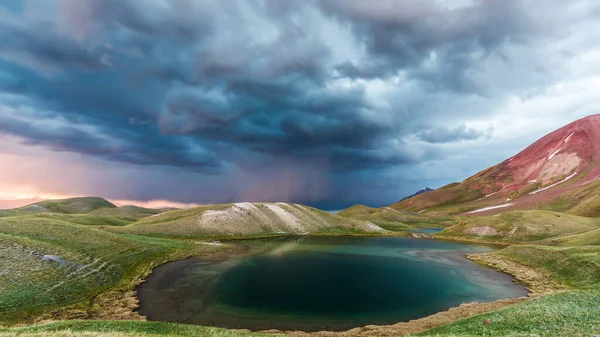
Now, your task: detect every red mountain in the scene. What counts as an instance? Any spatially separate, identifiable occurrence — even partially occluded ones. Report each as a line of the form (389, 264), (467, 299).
(393, 114), (600, 216)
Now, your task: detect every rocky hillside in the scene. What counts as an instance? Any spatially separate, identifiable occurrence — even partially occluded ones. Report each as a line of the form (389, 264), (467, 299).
(393, 114), (600, 216)
(121, 202), (386, 238)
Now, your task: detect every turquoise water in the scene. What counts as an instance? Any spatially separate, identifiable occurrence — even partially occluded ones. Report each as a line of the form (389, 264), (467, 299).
(137, 237), (527, 331)
(414, 227), (445, 233)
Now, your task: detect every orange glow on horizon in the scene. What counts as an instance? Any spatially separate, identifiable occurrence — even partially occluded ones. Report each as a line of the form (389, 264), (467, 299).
(0, 193), (200, 210)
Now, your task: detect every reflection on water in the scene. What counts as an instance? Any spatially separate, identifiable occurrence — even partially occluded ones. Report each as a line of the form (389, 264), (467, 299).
(414, 227), (445, 233)
(137, 236), (527, 332)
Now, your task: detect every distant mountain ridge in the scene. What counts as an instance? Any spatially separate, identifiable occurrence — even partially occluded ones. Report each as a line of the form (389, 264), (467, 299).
(392, 114), (600, 216)
(398, 188), (434, 202)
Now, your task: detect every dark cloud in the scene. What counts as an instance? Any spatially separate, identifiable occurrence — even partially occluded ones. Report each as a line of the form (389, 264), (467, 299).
(417, 125), (492, 144)
(320, 0), (536, 92)
(0, 0), (596, 208)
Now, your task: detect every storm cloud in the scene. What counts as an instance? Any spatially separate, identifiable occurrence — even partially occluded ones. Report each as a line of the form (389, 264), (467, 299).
(1, 0), (600, 209)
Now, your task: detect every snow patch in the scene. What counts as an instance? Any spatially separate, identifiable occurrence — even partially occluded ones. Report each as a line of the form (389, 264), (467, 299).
(548, 149), (561, 160)
(468, 203), (514, 214)
(197, 241), (222, 246)
(484, 192), (498, 198)
(528, 180), (537, 183)
(529, 171), (578, 195)
(564, 132), (575, 143)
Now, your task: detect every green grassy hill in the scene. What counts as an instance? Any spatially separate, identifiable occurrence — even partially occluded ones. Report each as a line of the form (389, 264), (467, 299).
(416, 288), (600, 337)
(540, 228), (600, 246)
(392, 182), (484, 215)
(20, 197), (117, 214)
(119, 202), (386, 238)
(89, 206), (164, 222)
(0, 215), (227, 324)
(338, 204), (454, 231)
(0, 201), (386, 326)
(2, 197), (600, 336)
(21, 213), (132, 227)
(436, 210), (600, 243)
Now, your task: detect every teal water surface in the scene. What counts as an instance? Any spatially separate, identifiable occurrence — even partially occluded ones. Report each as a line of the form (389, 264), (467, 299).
(413, 227), (445, 233)
(137, 237), (527, 331)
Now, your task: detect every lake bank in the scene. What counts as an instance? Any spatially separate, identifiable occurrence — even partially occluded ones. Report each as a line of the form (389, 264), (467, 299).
(135, 236), (528, 333)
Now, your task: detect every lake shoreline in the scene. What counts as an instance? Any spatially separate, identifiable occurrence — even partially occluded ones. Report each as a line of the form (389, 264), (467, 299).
(257, 250), (565, 337)
(128, 235), (543, 336)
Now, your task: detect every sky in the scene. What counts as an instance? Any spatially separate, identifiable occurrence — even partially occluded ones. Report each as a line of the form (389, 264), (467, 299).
(1, 0), (600, 210)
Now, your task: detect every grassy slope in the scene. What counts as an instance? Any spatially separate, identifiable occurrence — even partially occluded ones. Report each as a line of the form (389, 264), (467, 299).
(419, 211), (600, 336)
(25, 197), (117, 214)
(89, 206), (163, 222)
(337, 205), (454, 231)
(417, 244), (600, 336)
(0, 215), (226, 324)
(2, 200), (600, 336)
(562, 180), (600, 217)
(391, 181), (484, 215)
(25, 213), (132, 226)
(0, 202), (384, 325)
(0, 321), (270, 337)
(541, 228), (600, 246)
(497, 245), (600, 288)
(390, 167), (600, 218)
(417, 288), (600, 337)
(118, 202), (384, 238)
(436, 210), (600, 243)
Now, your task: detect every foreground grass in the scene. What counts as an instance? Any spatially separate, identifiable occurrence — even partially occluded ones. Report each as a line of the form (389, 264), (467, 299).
(497, 245), (600, 288)
(0, 215), (227, 324)
(417, 288), (600, 337)
(0, 321), (269, 337)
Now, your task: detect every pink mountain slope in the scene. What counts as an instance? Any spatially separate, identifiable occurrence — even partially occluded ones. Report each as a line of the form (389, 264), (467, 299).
(393, 114), (600, 216)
